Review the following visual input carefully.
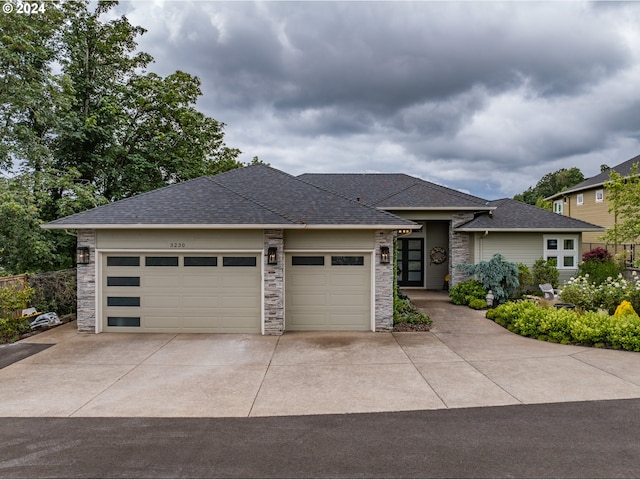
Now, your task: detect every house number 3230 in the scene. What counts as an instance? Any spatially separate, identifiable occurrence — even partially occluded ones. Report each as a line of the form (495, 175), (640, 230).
(170, 242), (186, 248)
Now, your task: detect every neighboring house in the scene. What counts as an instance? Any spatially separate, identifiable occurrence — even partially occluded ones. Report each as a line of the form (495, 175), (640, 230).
(43, 164), (602, 335)
(545, 154), (640, 256)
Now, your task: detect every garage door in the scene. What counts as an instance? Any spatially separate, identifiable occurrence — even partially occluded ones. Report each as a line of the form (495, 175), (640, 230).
(101, 253), (261, 333)
(285, 253), (371, 331)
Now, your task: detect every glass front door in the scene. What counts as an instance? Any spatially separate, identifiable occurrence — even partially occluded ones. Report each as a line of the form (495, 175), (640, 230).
(397, 238), (424, 287)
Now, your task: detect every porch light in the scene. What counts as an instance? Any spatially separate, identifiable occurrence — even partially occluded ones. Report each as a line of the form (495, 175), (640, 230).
(267, 247), (278, 265)
(76, 246), (90, 265)
(397, 229), (411, 236)
(380, 246), (390, 264)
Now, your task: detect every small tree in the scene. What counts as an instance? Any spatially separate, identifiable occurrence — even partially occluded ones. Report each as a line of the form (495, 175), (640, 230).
(458, 253), (519, 306)
(533, 258), (559, 288)
(602, 162), (640, 246)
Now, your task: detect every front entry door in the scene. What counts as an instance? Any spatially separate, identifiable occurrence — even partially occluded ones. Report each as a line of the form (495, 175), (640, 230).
(397, 238), (424, 287)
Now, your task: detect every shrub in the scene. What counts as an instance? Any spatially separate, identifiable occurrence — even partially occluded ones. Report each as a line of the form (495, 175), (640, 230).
(533, 258), (559, 288)
(0, 284), (35, 343)
(560, 272), (640, 315)
(0, 317), (31, 343)
(578, 259), (620, 286)
(487, 298), (640, 352)
(394, 296), (432, 326)
(468, 298), (488, 310)
(516, 263), (533, 296)
(614, 301), (638, 318)
(458, 253), (519, 305)
(449, 280), (487, 305)
(582, 247), (613, 263)
(28, 269), (77, 315)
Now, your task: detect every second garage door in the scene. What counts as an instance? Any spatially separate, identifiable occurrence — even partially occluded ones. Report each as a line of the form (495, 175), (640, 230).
(102, 253), (261, 333)
(285, 253), (372, 331)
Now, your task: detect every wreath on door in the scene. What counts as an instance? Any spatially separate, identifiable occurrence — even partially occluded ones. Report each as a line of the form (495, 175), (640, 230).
(430, 246), (447, 265)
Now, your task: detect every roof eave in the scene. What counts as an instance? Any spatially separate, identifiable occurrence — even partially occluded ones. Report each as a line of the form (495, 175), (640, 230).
(455, 227), (605, 232)
(544, 182), (607, 201)
(42, 223), (419, 230)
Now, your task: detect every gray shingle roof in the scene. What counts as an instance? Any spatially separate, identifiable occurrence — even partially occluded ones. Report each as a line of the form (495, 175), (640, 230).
(298, 173), (492, 209)
(456, 198), (604, 231)
(43, 165), (416, 229)
(546, 154), (640, 200)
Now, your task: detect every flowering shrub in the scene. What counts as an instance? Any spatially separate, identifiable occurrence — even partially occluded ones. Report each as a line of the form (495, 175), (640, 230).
(559, 272), (640, 315)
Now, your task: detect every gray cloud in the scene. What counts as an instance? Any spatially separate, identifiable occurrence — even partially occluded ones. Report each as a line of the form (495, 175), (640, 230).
(118, 1), (640, 199)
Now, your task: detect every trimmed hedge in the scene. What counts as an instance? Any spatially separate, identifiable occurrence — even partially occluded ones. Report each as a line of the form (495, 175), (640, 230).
(487, 300), (640, 351)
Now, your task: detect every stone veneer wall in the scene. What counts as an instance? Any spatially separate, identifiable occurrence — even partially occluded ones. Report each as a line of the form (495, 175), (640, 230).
(76, 229), (97, 333)
(263, 229), (284, 335)
(450, 213), (474, 287)
(374, 230), (394, 332)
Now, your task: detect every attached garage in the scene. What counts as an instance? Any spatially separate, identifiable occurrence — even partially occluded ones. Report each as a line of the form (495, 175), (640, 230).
(101, 252), (261, 333)
(43, 165), (413, 335)
(285, 253), (372, 331)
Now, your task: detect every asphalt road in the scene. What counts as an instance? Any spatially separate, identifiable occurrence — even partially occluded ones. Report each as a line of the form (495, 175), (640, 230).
(1, 398), (640, 478)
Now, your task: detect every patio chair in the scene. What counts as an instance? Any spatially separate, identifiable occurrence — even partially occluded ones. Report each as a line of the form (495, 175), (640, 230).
(539, 283), (556, 301)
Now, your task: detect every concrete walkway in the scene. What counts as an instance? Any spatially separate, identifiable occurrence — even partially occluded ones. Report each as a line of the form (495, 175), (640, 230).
(2, 291), (640, 417)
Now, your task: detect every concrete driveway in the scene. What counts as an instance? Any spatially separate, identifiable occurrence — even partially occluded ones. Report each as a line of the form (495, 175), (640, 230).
(2, 291), (640, 417)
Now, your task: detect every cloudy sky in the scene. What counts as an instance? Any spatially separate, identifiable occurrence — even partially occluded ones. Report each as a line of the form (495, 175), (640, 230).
(113, 1), (640, 200)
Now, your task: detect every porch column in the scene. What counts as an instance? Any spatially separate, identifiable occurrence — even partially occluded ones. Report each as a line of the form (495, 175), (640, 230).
(450, 214), (474, 287)
(263, 229), (284, 335)
(76, 229), (97, 333)
(375, 230), (394, 332)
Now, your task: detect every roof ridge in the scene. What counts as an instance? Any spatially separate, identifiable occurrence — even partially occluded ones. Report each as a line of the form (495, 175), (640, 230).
(295, 172), (410, 221)
(204, 168), (300, 225)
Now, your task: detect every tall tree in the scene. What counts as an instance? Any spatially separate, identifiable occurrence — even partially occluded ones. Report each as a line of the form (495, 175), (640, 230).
(514, 167), (585, 208)
(55, 1), (241, 201)
(0, 0), (245, 273)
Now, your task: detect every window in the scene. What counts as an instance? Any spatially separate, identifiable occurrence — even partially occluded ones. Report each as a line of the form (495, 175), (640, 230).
(107, 277), (140, 287)
(107, 317), (140, 327)
(107, 256), (140, 267)
(223, 256), (257, 267)
(553, 200), (563, 214)
(544, 235), (578, 270)
(595, 189), (604, 203)
(292, 256), (325, 266)
(145, 256), (179, 267)
(331, 256), (364, 266)
(184, 256), (217, 267)
(107, 297), (140, 307)
(576, 194), (583, 205)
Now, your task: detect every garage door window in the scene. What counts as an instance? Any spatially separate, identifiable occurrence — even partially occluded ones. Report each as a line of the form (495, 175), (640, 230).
(292, 256), (325, 266)
(107, 277), (140, 287)
(107, 256), (140, 267)
(145, 256), (179, 267)
(223, 257), (257, 267)
(331, 256), (364, 266)
(107, 317), (140, 327)
(107, 297), (141, 307)
(184, 256), (217, 267)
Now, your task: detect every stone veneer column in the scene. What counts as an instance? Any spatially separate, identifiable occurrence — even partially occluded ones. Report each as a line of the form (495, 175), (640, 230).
(263, 229), (284, 335)
(375, 230), (394, 332)
(450, 213), (475, 287)
(76, 229), (97, 333)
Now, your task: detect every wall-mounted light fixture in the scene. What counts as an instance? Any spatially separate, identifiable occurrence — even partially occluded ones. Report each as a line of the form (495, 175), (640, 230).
(76, 246), (90, 265)
(267, 246), (278, 265)
(397, 229), (411, 236)
(380, 246), (390, 264)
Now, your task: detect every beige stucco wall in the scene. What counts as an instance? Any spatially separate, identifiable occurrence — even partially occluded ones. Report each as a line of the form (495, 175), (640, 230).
(284, 230), (375, 250)
(97, 229), (264, 250)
